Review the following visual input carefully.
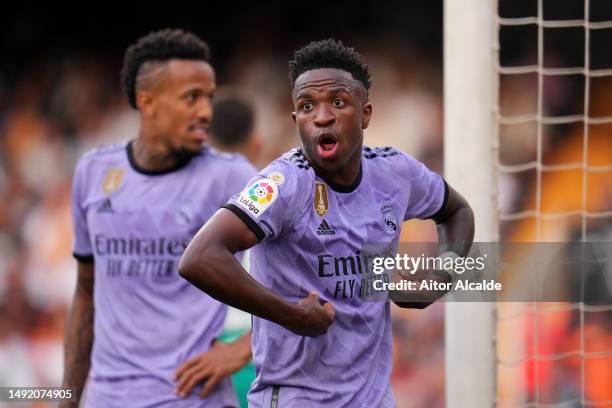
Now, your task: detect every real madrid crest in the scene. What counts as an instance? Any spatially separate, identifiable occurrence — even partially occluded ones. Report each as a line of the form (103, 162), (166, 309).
(174, 203), (195, 226)
(380, 203), (399, 235)
(102, 168), (124, 195)
(314, 182), (329, 217)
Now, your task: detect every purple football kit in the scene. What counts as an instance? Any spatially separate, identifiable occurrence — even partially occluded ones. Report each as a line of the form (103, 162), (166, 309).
(225, 146), (447, 407)
(71, 140), (255, 407)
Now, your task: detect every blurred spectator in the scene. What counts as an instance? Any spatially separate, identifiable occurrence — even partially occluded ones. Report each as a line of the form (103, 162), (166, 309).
(210, 90), (262, 166)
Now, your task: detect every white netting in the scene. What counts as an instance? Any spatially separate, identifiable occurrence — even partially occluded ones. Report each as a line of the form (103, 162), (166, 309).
(495, 0), (612, 406)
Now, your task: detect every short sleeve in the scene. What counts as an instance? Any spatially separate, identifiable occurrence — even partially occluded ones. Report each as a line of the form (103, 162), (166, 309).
(224, 160), (300, 242)
(400, 153), (448, 221)
(71, 158), (93, 262)
(220, 159), (258, 204)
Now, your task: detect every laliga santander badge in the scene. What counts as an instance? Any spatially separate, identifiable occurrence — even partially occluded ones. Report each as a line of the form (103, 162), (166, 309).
(237, 178), (279, 218)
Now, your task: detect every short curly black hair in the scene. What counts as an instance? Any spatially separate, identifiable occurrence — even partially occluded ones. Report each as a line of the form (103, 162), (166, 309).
(120, 29), (211, 109)
(210, 95), (255, 147)
(288, 38), (372, 93)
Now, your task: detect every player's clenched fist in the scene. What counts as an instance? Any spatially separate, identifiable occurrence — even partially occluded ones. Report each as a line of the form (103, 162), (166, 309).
(290, 292), (335, 337)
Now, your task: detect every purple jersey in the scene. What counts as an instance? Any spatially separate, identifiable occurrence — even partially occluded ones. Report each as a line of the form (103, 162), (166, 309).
(71, 140), (255, 407)
(225, 146), (447, 407)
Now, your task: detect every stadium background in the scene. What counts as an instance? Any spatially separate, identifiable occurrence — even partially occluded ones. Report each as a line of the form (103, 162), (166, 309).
(0, 1), (610, 407)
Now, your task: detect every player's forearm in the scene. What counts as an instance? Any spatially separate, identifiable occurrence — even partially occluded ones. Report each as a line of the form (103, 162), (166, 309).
(436, 203), (475, 257)
(179, 244), (305, 332)
(395, 205), (474, 309)
(61, 292), (94, 407)
(392, 191), (474, 309)
(389, 268), (452, 308)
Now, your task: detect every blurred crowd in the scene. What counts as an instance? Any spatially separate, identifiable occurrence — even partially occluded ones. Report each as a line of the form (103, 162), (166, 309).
(0, 3), (611, 407)
(0, 55), (133, 391)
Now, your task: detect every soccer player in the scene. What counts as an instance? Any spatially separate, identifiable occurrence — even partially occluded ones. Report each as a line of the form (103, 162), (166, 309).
(62, 29), (255, 407)
(209, 92), (261, 165)
(179, 39), (475, 407)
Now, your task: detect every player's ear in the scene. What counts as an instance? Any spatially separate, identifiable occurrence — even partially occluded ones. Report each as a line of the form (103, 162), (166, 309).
(361, 101), (372, 129)
(136, 90), (156, 117)
(291, 112), (297, 123)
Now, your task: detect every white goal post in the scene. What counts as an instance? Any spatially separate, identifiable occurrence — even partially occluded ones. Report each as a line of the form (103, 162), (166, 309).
(443, 0), (498, 407)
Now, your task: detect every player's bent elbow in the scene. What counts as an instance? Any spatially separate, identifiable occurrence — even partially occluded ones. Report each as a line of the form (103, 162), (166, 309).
(389, 290), (437, 309)
(177, 256), (194, 281)
(179, 234), (232, 292)
(392, 300), (435, 310)
(463, 203), (475, 226)
(179, 230), (215, 279)
(178, 246), (205, 283)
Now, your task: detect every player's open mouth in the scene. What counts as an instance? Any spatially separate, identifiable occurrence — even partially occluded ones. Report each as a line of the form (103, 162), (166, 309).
(316, 133), (339, 159)
(190, 125), (209, 141)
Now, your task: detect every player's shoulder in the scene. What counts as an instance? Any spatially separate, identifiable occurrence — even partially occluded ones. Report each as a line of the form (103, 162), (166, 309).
(201, 145), (249, 164)
(362, 145), (424, 173)
(75, 141), (128, 174)
(282, 148), (313, 171)
(198, 145), (256, 174)
(362, 145), (403, 161)
(265, 148), (315, 183)
(362, 145), (405, 172)
(252, 148), (314, 196)
(80, 141), (127, 161)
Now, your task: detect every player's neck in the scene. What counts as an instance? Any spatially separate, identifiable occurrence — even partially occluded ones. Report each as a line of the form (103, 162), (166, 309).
(313, 151), (362, 192)
(130, 136), (189, 173)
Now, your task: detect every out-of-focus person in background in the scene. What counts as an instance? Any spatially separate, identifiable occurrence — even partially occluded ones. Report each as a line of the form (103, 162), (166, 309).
(209, 91), (262, 166)
(61, 29), (255, 407)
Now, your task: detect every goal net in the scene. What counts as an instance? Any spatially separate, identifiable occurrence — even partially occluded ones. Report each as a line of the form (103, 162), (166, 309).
(444, 0), (612, 406)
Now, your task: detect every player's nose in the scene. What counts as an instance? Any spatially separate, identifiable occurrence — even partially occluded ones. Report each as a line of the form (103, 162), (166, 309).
(314, 104), (335, 127)
(196, 97), (213, 122)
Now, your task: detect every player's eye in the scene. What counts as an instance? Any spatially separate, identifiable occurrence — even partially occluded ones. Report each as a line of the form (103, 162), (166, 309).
(333, 99), (345, 108)
(186, 91), (199, 103)
(302, 102), (313, 111)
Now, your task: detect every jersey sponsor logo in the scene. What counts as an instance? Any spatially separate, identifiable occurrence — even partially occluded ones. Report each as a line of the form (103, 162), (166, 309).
(237, 178), (278, 218)
(314, 182), (329, 217)
(316, 219), (336, 236)
(102, 168), (124, 195)
(317, 246), (395, 299)
(94, 234), (191, 279)
(94, 234), (189, 256)
(268, 172), (285, 186)
(380, 203), (399, 235)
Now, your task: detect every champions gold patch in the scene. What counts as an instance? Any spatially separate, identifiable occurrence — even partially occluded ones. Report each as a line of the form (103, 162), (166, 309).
(314, 182), (329, 217)
(102, 168), (124, 195)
